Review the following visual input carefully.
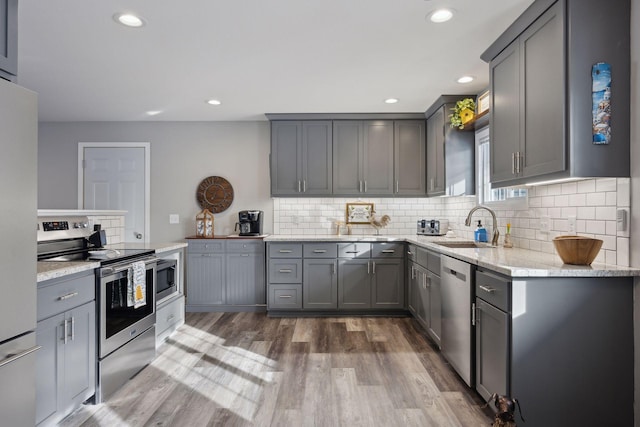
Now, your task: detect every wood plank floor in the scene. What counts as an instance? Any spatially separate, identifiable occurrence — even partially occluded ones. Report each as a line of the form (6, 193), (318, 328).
(60, 313), (493, 427)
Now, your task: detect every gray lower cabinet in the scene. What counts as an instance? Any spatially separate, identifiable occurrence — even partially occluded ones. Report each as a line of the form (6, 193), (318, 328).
(0, 0), (17, 80)
(303, 258), (338, 310)
(270, 121), (332, 196)
(475, 298), (509, 402)
(36, 272), (96, 427)
(337, 259), (371, 308)
(186, 239), (265, 311)
(408, 246), (441, 347)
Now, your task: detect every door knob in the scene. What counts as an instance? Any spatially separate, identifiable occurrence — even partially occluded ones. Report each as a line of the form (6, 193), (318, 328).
(135, 232), (143, 239)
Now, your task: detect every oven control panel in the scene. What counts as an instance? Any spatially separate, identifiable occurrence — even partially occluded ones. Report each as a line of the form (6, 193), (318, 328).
(42, 221), (69, 231)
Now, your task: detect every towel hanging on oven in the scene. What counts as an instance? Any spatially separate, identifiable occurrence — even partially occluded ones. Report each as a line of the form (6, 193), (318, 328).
(127, 261), (147, 308)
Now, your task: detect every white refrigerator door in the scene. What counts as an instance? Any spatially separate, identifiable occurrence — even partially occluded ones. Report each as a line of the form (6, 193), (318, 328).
(0, 78), (38, 342)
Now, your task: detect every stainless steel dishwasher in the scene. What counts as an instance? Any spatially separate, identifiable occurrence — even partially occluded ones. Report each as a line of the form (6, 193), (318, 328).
(440, 254), (474, 386)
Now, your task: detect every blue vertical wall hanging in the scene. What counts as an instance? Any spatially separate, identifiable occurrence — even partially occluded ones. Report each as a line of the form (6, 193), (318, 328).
(592, 62), (611, 145)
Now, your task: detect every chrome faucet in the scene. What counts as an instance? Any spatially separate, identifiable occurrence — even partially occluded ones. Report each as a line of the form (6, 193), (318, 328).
(465, 205), (500, 246)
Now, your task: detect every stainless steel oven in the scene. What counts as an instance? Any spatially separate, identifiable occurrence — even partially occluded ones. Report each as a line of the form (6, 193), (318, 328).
(156, 258), (177, 301)
(96, 255), (157, 402)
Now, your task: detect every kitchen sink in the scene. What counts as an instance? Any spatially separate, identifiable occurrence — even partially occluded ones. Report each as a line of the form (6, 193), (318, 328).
(435, 241), (493, 249)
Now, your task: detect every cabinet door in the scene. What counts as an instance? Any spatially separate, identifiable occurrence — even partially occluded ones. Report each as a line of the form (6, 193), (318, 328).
(302, 121), (333, 195)
(186, 253), (226, 306)
(426, 108), (446, 196)
(395, 120), (426, 195)
(303, 259), (338, 310)
(414, 266), (428, 326)
(426, 272), (441, 347)
(64, 302), (95, 408)
(475, 298), (509, 402)
(36, 314), (64, 426)
(362, 121), (394, 195)
(520, 1), (564, 179)
(226, 253), (265, 305)
(371, 258), (404, 309)
(333, 121), (363, 194)
(271, 121), (302, 195)
(0, 0), (17, 79)
(407, 262), (417, 315)
(338, 259), (371, 309)
(490, 41), (521, 184)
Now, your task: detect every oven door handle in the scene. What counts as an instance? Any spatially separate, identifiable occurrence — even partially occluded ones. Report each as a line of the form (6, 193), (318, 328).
(101, 257), (157, 277)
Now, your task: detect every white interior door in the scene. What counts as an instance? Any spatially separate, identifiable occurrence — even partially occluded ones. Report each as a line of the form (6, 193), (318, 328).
(79, 144), (150, 243)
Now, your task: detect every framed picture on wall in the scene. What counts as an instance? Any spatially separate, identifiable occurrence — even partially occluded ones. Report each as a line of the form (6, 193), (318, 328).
(346, 202), (374, 224)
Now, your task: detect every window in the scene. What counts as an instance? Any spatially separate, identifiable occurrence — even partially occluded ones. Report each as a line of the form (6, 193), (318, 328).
(476, 126), (528, 207)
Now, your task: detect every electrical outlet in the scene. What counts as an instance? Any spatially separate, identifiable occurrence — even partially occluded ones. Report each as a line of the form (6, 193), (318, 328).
(617, 208), (630, 237)
(567, 215), (577, 235)
(540, 215), (550, 233)
(169, 214), (179, 224)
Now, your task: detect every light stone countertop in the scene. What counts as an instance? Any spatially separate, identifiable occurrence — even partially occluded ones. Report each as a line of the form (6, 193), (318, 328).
(37, 242), (187, 282)
(264, 234), (640, 278)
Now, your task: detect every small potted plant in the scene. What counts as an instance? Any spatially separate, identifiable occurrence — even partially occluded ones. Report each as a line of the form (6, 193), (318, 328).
(449, 98), (476, 129)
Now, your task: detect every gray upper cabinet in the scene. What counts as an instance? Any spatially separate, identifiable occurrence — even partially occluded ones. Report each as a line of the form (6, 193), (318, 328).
(426, 108), (446, 196)
(483, 0), (630, 186)
(333, 120), (394, 195)
(270, 121), (332, 196)
(0, 0), (17, 80)
(425, 96), (475, 197)
(394, 120), (426, 195)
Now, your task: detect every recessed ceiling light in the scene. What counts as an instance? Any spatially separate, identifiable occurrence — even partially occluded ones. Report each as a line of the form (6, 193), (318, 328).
(457, 75), (474, 84)
(146, 110), (162, 116)
(207, 99), (222, 106)
(114, 13), (145, 28)
(429, 9), (454, 23)
(384, 98), (399, 104)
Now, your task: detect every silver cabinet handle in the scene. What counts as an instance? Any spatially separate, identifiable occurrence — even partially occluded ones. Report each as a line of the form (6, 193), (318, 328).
(396, 181), (399, 193)
(70, 316), (75, 341)
(411, 265), (415, 279)
(359, 181), (362, 192)
(407, 251), (413, 256)
(279, 249), (293, 253)
(201, 253), (213, 257)
(303, 180), (306, 192)
(241, 254), (249, 257)
(63, 319), (68, 344)
(479, 285), (496, 294)
(313, 249), (327, 253)
(167, 314), (175, 321)
(372, 261), (376, 274)
(279, 269), (293, 273)
(512, 152), (516, 175)
(298, 180), (301, 192)
(367, 262), (370, 274)
(472, 302), (477, 326)
(517, 152), (522, 174)
(332, 262), (336, 275)
(58, 292), (79, 301)
(426, 275), (430, 287)
(0, 346), (41, 368)
(279, 295), (292, 299)
(364, 181), (367, 192)
(381, 249), (395, 253)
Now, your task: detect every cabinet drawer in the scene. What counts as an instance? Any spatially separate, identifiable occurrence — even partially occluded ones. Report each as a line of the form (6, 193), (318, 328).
(476, 269), (511, 312)
(37, 272), (95, 321)
(268, 284), (302, 310)
(371, 242), (404, 258)
(269, 243), (303, 258)
(156, 296), (185, 335)
(303, 243), (338, 258)
(269, 259), (302, 283)
(187, 240), (225, 253)
(227, 240), (264, 254)
(338, 242), (371, 258)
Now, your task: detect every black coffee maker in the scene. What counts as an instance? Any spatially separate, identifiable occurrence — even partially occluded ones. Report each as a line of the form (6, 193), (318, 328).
(236, 210), (263, 236)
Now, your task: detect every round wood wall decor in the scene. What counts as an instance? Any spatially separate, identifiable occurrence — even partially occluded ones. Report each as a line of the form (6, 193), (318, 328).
(196, 176), (234, 213)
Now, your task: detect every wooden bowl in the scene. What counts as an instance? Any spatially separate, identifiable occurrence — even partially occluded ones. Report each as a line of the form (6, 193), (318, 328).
(552, 235), (603, 265)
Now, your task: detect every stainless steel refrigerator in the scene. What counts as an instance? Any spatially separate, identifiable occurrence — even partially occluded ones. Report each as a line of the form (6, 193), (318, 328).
(0, 78), (39, 425)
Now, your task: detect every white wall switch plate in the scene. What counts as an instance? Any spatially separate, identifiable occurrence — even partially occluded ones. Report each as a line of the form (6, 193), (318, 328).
(567, 215), (577, 235)
(540, 215), (550, 233)
(169, 214), (179, 224)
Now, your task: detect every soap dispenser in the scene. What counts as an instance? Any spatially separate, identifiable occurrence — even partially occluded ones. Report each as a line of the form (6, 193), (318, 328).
(474, 220), (488, 243)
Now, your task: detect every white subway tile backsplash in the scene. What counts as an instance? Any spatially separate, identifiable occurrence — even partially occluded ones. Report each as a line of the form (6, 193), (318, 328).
(272, 178), (629, 266)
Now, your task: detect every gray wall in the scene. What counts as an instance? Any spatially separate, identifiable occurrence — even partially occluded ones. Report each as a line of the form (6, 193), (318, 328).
(632, 0), (639, 422)
(38, 121), (272, 242)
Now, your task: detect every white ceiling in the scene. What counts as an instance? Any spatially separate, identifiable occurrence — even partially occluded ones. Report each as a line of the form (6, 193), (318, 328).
(17, 0), (534, 122)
